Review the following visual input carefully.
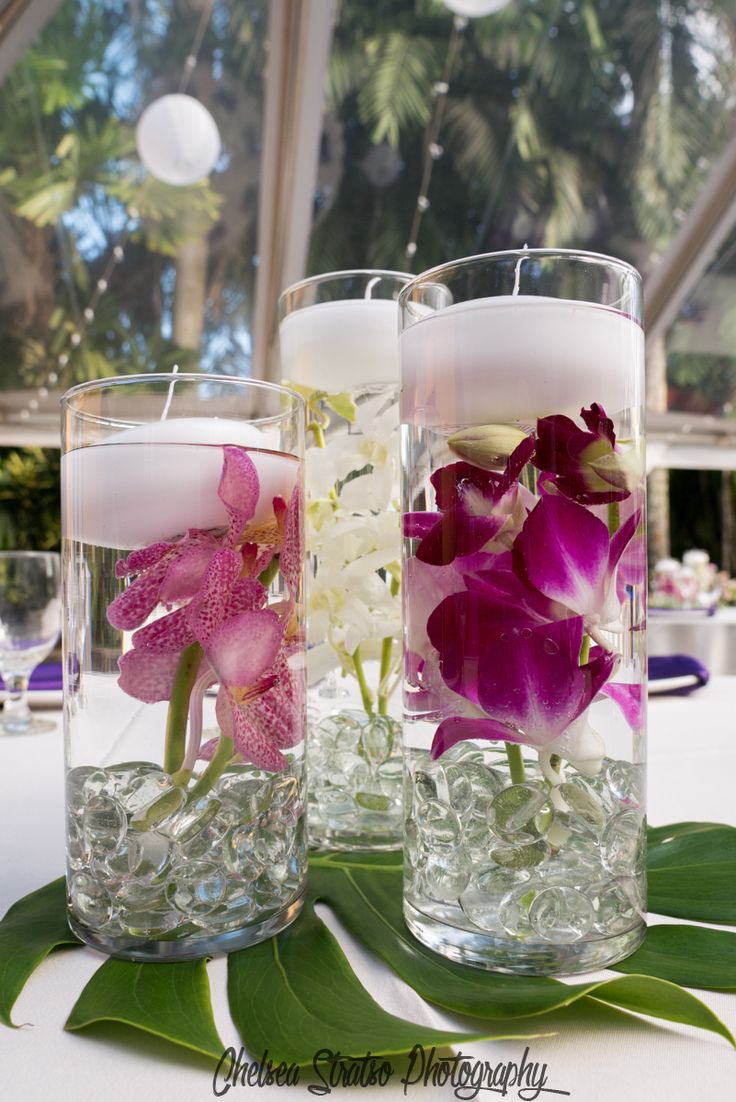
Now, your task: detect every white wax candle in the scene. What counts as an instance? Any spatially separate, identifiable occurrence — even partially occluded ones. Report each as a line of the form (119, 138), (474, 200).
(62, 417), (298, 550)
(279, 298), (400, 391)
(400, 296), (644, 427)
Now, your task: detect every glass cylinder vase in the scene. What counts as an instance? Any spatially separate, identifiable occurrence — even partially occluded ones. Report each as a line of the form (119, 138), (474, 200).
(279, 270), (411, 850)
(399, 250), (646, 974)
(61, 374), (306, 960)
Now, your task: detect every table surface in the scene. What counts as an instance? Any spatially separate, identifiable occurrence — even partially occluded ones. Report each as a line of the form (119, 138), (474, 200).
(1, 681), (735, 1102)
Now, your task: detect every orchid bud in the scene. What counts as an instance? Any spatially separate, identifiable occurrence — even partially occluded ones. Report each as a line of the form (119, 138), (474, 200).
(447, 424), (528, 470)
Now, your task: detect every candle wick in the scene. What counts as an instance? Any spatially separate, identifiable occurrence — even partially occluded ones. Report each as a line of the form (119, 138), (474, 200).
(160, 364), (180, 421)
(364, 277), (381, 300)
(512, 244), (529, 297)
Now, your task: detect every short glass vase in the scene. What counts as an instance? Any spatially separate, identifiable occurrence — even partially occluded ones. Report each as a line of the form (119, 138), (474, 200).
(61, 374), (307, 960)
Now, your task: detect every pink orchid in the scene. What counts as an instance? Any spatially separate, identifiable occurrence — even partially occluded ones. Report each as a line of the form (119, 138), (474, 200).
(108, 445), (303, 772)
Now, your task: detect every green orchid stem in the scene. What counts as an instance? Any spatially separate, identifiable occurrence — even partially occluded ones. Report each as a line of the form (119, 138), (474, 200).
(309, 421), (326, 448)
(378, 577), (400, 716)
(163, 642), (204, 776)
(352, 645), (375, 717)
(505, 742), (526, 784)
(377, 638), (394, 716)
(607, 500), (620, 535)
(189, 735), (234, 800)
(549, 753), (562, 773)
(258, 554), (280, 588)
(579, 634), (591, 665)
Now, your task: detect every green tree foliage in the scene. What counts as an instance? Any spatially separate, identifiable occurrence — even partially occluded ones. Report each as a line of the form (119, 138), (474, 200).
(0, 448), (61, 551)
(310, 0), (736, 276)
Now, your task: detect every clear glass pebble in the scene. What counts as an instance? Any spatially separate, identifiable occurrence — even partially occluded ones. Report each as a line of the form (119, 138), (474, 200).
(119, 770), (171, 815)
(606, 760), (644, 809)
(460, 867), (531, 932)
(488, 784), (550, 842)
(498, 884), (538, 937)
(529, 886), (595, 943)
(361, 716), (396, 765)
(416, 798), (461, 847)
(128, 831), (171, 881)
(167, 796), (222, 844)
(82, 796), (127, 852)
(167, 860), (226, 917)
(223, 825), (264, 881)
(130, 785), (186, 831)
(556, 782), (607, 838)
(490, 840), (550, 870)
(423, 850), (471, 902)
(601, 809), (645, 875)
(70, 872), (113, 926)
(593, 876), (642, 934)
(118, 907), (180, 938)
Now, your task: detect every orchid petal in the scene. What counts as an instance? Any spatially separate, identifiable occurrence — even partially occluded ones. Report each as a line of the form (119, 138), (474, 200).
(602, 681), (643, 730)
(159, 541), (216, 604)
(431, 716), (525, 759)
(219, 445), (260, 546)
(428, 595), (615, 750)
(205, 608), (284, 688)
(216, 689), (289, 772)
(515, 495), (609, 617)
(416, 507), (505, 566)
(404, 512), (439, 539)
(106, 560), (169, 631)
(131, 607), (196, 653)
(117, 648), (180, 703)
(115, 541), (173, 579)
(185, 548), (242, 643)
(280, 483), (303, 597)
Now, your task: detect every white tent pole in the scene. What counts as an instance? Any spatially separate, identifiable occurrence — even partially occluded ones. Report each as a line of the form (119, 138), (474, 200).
(251, 0), (336, 381)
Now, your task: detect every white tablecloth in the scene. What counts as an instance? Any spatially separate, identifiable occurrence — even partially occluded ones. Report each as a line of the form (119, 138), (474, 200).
(1, 682), (735, 1102)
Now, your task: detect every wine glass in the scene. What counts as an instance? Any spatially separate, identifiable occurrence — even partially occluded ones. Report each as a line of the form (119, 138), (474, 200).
(0, 552), (61, 735)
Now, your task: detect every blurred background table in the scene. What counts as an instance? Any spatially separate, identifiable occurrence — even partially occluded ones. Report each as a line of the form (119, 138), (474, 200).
(649, 608), (736, 675)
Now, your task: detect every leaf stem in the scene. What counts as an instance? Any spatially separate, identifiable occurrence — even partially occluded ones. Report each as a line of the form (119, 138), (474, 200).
(163, 642), (204, 775)
(352, 645), (375, 717)
(505, 742), (526, 784)
(607, 500), (620, 535)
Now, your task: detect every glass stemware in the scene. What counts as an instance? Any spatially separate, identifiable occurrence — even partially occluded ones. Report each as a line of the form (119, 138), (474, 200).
(0, 551), (61, 735)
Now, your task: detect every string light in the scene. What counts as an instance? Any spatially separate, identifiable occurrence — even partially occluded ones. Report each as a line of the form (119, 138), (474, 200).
(404, 16), (468, 266)
(15, 1), (215, 426)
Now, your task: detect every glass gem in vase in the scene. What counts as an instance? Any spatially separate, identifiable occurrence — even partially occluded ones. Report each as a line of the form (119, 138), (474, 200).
(279, 270), (411, 850)
(61, 374), (306, 960)
(399, 250), (647, 974)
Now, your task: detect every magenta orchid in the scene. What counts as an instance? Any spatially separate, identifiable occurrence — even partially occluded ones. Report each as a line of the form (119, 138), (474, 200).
(107, 445), (303, 776)
(533, 402), (640, 504)
(405, 436), (535, 566)
(404, 402), (646, 775)
(427, 600), (616, 765)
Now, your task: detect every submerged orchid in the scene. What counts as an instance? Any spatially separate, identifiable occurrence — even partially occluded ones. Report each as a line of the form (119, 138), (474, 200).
(405, 436), (535, 567)
(107, 445), (303, 775)
(533, 402), (640, 505)
(404, 401), (646, 775)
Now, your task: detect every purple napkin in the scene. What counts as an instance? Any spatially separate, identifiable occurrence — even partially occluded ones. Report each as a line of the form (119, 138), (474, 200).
(648, 654), (709, 695)
(0, 661), (63, 692)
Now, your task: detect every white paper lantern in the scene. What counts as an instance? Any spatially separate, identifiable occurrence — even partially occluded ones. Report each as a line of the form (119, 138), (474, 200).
(135, 94), (221, 187)
(442, 0), (510, 16)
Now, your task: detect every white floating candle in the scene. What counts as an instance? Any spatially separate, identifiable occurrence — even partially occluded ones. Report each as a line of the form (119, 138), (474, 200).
(62, 417), (298, 550)
(400, 296), (644, 427)
(279, 298), (400, 391)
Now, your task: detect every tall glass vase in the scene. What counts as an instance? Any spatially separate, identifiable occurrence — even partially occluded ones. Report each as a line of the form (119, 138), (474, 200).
(279, 270), (411, 850)
(61, 374), (306, 960)
(399, 251), (647, 974)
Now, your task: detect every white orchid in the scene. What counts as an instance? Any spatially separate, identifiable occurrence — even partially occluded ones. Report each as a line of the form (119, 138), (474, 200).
(302, 387), (402, 706)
